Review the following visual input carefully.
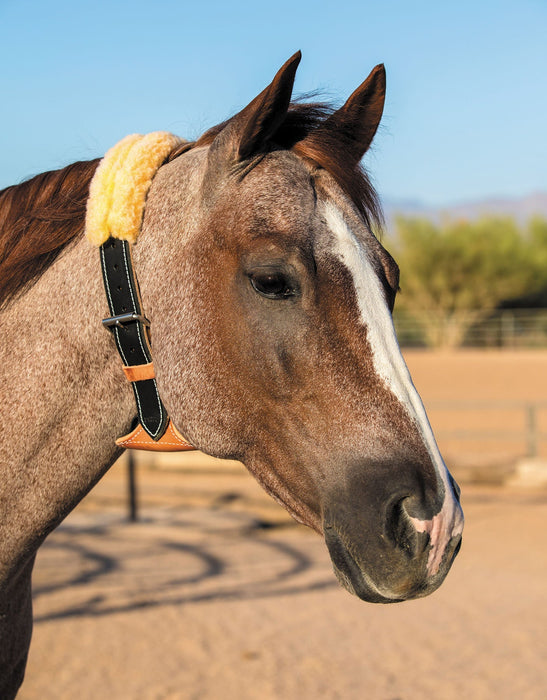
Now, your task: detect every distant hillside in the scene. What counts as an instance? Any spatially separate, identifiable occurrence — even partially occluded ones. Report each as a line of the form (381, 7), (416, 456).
(383, 191), (547, 233)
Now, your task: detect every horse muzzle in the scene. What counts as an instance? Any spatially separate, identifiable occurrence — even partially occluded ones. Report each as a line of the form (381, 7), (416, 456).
(323, 488), (464, 603)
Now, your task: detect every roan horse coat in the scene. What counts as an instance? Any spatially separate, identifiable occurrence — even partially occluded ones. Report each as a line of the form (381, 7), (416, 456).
(0, 53), (463, 697)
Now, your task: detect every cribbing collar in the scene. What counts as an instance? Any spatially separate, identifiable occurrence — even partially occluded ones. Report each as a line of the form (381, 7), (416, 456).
(85, 131), (195, 452)
(100, 237), (195, 452)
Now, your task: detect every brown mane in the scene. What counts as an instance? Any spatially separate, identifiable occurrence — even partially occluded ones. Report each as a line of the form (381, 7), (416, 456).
(0, 103), (382, 312)
(0, 159), (100, 310)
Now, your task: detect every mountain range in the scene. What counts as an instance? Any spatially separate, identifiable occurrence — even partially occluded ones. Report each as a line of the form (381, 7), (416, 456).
(382, 191), (547, 233)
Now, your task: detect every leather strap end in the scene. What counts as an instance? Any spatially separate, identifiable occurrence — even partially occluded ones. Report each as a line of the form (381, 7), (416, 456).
(122, 362), (156, 382)
(116, 419), (196, 452)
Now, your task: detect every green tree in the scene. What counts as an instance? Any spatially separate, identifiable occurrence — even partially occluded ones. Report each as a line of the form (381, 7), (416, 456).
(527, 216), (547, 297)
(390, 216), (543, 347)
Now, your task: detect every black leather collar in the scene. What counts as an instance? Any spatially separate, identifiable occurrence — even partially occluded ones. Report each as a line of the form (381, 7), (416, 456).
(100, 237), (169, 440)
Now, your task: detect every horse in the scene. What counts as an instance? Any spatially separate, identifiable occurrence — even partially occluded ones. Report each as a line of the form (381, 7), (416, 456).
(0, 52), (463, 698)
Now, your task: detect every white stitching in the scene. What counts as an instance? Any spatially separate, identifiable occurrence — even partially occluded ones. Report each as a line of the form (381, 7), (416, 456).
(101, 245), (130, 365)
(100, 246), (116, 313)
(120, 242), (164, 437)
(121, 242), (147, 356)
(121, 424), (192, 448)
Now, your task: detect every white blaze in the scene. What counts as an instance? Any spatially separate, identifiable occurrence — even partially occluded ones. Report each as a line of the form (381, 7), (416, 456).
(323, 202), (463, 575)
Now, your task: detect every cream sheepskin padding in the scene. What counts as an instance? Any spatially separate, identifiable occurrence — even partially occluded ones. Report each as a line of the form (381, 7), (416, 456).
(86, 131), (184, 246)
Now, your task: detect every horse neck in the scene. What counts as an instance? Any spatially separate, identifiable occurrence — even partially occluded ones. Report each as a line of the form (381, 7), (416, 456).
(0, 148), (206, 578)
(0, 230), (136, 575)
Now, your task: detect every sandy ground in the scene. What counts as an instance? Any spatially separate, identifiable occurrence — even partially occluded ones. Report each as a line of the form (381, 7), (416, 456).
(18, 350), (547, 699)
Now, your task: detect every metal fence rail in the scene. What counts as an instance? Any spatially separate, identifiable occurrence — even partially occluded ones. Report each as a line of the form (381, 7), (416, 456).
(426, 399), (547, 458)
(394, 308), (547, 348)
(123, 400), (547, 520)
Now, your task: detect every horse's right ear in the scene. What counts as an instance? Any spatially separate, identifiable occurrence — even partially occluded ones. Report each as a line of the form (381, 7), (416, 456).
(209, 52), (301, 164)
(235, 51), (301, 160)
(300, 64), (386, 168)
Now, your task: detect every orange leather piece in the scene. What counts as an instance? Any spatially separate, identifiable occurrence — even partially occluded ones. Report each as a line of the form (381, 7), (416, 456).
(116, 419), (196, 452)
(122, 362), (156, 382)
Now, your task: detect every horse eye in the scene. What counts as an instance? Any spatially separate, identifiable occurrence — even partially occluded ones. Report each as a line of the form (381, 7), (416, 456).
(250, 270), (296, 299)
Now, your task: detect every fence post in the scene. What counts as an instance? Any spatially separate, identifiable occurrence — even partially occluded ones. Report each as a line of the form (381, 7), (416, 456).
(501, 310), (516, 348)
(526, 403), (538, 458)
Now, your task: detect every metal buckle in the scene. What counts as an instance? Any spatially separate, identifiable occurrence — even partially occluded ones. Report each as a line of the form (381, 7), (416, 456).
(102, 313), (151, 330)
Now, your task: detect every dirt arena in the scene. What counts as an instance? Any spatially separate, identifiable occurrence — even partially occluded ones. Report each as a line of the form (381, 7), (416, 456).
(20, 350), (547, 699)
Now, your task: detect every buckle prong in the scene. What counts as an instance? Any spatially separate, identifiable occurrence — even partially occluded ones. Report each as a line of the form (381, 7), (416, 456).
(102, 313), (151, 330)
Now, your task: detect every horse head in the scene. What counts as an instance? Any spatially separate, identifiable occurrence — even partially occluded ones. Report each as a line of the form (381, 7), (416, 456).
(140, 53), (463, 603)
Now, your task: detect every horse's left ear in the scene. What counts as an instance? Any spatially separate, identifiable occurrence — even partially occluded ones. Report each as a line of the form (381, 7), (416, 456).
(304, 64), (386, 166)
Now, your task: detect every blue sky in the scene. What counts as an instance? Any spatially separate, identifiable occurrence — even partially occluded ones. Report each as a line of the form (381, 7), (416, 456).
(0, 0), (545, 205)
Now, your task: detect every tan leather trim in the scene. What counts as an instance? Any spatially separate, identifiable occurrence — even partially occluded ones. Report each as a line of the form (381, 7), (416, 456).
(122, 362), (156, 382)
(115, 419), (196, 452)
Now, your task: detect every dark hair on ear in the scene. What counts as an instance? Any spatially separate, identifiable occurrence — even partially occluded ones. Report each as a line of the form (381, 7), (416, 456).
(169, 102), (384, 233)
(284, 103), (383, 232)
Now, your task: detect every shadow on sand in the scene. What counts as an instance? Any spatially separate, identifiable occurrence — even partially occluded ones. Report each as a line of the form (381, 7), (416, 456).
(32, 509), (337, 623)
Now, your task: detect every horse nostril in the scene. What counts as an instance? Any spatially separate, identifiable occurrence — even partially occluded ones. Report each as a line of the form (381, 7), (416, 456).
(385, 499), (417, 558)
(448, 473), (461, 502)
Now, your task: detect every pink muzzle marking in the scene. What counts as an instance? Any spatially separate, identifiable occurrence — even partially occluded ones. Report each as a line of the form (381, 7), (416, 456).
(410, 501), (464, 576)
